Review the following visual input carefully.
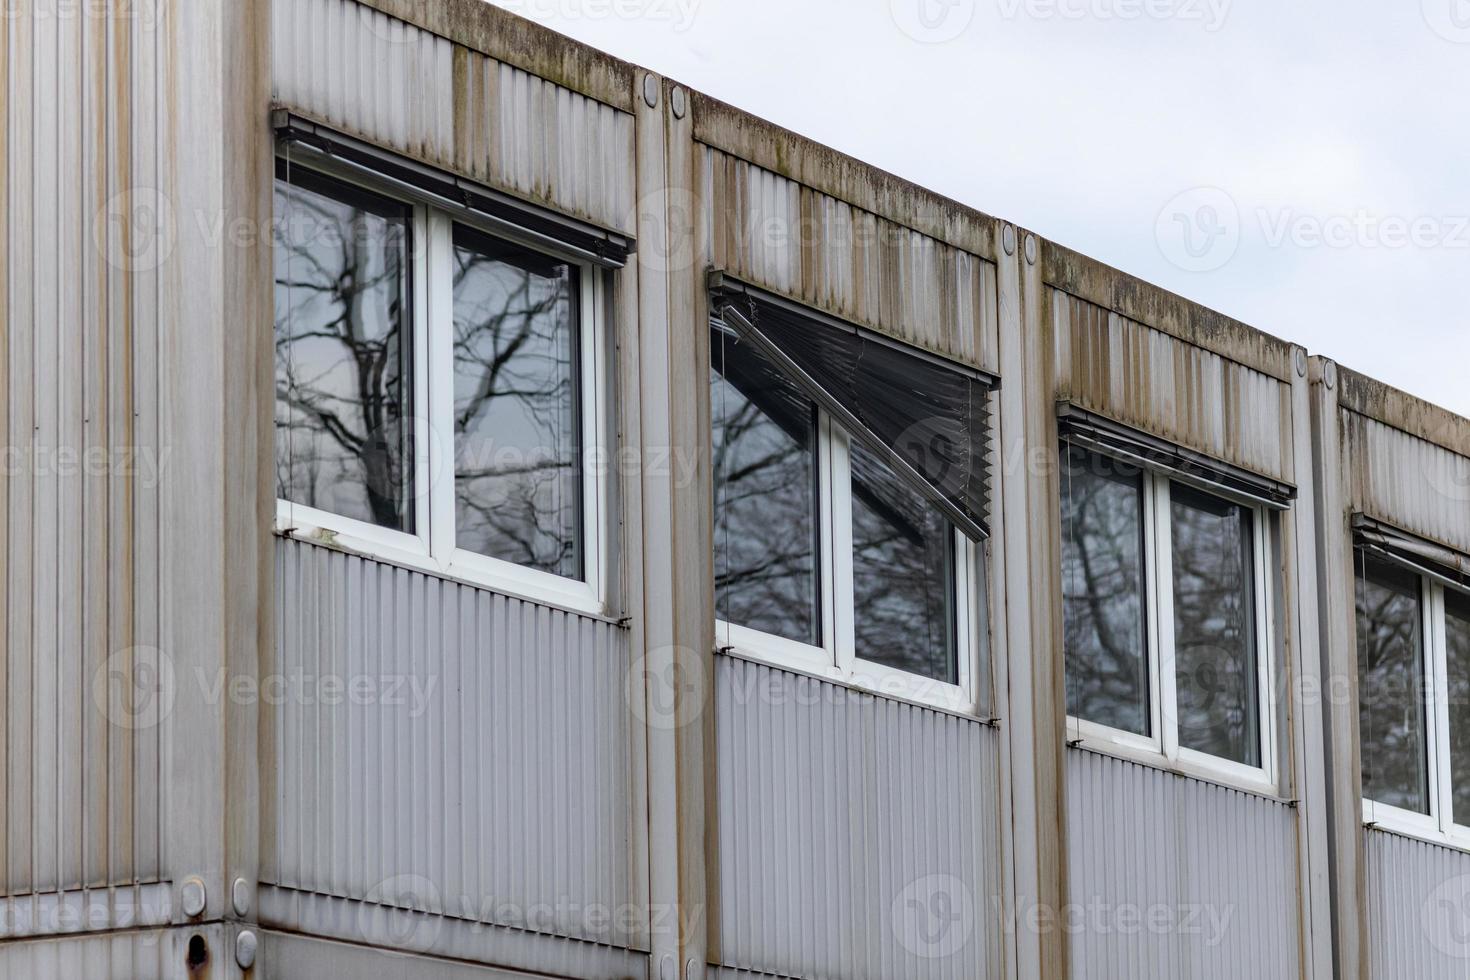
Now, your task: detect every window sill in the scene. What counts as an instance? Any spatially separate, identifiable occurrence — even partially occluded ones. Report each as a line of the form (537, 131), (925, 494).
(273, 520), (626, 627)
(1360, 799), (1470, 853)
(1065, 734), (1288, 805)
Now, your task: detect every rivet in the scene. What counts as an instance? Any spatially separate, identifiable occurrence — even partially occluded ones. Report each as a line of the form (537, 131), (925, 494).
(232, 877), (251, 917)
(643, 75), (660, 109)
(1324, 360), (1338, 390)
(671, 87), (687, 119)
(685, 957), (703, 980)
(1002, 225), (1016, 256)
(660, 953), (677, 980)
(1024, 233), (1038, 265)
(181, 877), (207, 918)
(236, 930), (259, 970)
(1294, 348), (1308, 378)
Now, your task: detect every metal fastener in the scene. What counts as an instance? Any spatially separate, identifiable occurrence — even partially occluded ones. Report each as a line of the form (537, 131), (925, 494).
(643, 75), (660, 109)
(181, 877), (207, 918)
(1002, 225), (1016, 256)
(236, 930), (259, 970)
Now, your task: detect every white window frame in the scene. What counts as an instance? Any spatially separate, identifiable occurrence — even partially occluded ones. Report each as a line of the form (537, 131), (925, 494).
(714, 411), (985, 716)
(1359, 571), (1470, 847)
(1064, 458), (1279, 794)
(273, 157), (610, 617)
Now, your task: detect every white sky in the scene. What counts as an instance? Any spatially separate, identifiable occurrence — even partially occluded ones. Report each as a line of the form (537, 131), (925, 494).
(489, 0), (1470, 415)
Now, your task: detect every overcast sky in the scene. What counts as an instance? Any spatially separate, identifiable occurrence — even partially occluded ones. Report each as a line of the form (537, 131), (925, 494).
(489, 0), (1470, 415)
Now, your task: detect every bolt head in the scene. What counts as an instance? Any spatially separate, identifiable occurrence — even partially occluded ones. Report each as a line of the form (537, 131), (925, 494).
(236, 930), (259, 970)
(181, 877), (207, 918)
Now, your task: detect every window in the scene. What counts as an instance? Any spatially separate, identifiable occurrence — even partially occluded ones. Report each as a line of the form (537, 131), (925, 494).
(1356, 550), (1470, 840)
(273, 157), (607, 612)
(1061, 445), (1277, 785)
(710, 310), (989, 714)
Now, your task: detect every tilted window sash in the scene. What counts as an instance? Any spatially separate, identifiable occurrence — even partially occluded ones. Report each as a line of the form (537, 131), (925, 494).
(710, 276), (997, 542)
(1057, 403), (1296, 511)
(273, 110), (635, 268)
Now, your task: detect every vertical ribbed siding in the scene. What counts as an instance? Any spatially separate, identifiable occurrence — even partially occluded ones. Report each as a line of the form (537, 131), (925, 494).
(1346, 412), (1470, 558)
(1052, 290), (1294, 484)
(267, 539), (647, 950)
(2, 0), (163, 898)
(1065, 748), (1301, 978)
(699, 148), (1000, 375)
(1364, 828), (1470, 979)
(271, 0), (637, 236)
(713, 655), (1002, 980)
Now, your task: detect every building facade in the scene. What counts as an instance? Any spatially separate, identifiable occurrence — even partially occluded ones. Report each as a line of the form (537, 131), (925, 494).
(0, 0), (1463, 977)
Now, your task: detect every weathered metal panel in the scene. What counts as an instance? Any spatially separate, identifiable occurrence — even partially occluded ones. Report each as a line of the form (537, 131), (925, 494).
(1053, 289), (1295, 483)
(700, 147), (1000, 374)
(267, 539), (648, 952)
(713, 655), (1003, 980)
(1065, 748), (1302, 978)
(0, 924), (244, 980)
(1344, 411), (1470, 557)
(272, 0), (637, 235)
(1364, 828), (1470, 979)
(2, 0), (165, 900)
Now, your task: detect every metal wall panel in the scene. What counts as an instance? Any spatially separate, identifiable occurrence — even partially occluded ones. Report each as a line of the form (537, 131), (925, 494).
(712, 655), (1003, 980)
(2, 0), (165, 900)
(1364, 828), (1470, 979)
(271, 0), (637, 235)
(1066, 748), (1302, 979)
(266, 539), (648, 952)
(699, 147), (1000, 374)
(1053, 289), (1294, 483)
(1345, 411), (1470, 557)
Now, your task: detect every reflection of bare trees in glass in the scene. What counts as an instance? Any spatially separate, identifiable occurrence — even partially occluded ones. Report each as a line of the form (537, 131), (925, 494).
(1062, 449), (1149, 734)
(1170, 487), (1257, 766)
(711, 357), (820, 645)
(273, 170), (413, 532)
(1445, 593), (1470, 823)
(452, 230), (580, 578)
(1357, 557), (1430, 813)
(850, 441), (955, 683)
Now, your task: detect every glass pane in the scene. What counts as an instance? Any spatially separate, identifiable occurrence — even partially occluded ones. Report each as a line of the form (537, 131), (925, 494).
(711, 326), (821, 645)
(273, 164), (414, 531)
(1446, 588), (1470, 825)
(1061, 447), (1149, 735)
(452, 226), (582, 579)
(1170, 484), (1260, 767)
(850, 440), (957, 684)
(1356, 555), (1430, 813)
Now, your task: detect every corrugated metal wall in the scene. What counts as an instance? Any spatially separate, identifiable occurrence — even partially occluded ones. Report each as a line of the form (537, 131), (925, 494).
(271, 0), (637, 235)
(712, 655), (1003, 980)
(1, 0), (165, 899)
(699, 147), (1000, 373)
(1065, 748), (1302, 979)
(1345, 411), (1470, 556)
(1364, 828), (1470, 980)
(1053, 289), (1294, 484)
(266, 538), (648, 951)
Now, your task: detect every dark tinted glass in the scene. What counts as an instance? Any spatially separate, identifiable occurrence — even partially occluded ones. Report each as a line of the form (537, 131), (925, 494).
(711, 326), (821, 645)
(1061, 448), (1149, 735)
(1171, 484), (1260, 767)
(274, 164), (415, 531)
(1446, 588), (1470, 824)
(850, 440), (957, 683)
(1356, 555), (1430, 813)
(451, 226), (582, 578)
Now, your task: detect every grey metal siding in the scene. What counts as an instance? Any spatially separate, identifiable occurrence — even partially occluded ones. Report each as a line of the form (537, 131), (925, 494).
(1345, 411), (1470, 557)
(1364, 828), (1470, 979)
(271, 0), (638, 235)
(712, 655), (1003, 980)
(1066, 747), (1302, 978)
(1052, 289), (1295, 484)
(2, 0), (165, 898)
(266, 538), (648, 951)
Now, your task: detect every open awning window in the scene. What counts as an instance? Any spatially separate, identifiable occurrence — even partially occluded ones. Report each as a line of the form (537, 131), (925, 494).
(1354, 514), (1470, 591)
(711, 279), (997, 541)
(1057, 403), (1296, 510)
